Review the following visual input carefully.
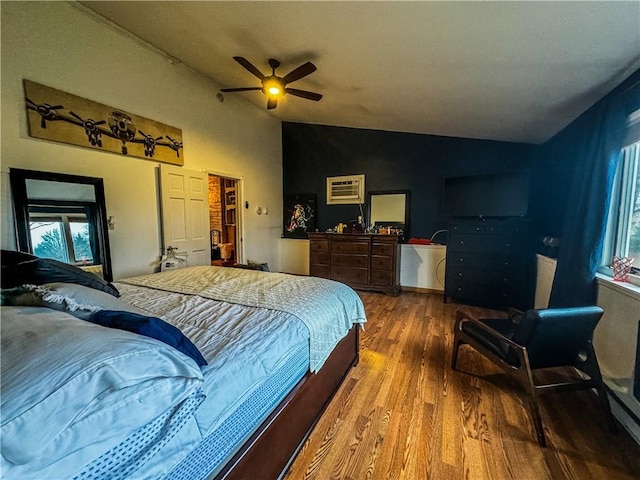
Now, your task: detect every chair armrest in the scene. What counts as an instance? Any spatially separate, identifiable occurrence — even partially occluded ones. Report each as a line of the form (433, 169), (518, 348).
(456, 309), (476, 323)
(455, 309), (523, 350)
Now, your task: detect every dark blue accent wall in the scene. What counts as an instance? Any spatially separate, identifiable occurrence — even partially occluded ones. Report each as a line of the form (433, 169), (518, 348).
(282, 123), (536, 239)
(282, 68), (639, 243)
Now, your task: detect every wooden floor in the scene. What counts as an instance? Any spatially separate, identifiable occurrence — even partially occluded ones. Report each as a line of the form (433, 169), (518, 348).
(284, 292), (640, 480)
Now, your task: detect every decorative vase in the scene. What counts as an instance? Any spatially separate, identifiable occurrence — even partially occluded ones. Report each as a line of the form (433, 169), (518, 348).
(612, 256), (634, 281)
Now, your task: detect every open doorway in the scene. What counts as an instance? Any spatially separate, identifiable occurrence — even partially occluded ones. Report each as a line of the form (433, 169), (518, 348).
(208, 174), (239, 266)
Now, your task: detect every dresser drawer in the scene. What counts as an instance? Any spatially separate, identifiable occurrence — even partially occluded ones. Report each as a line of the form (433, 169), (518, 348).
(310, 252), (329, 266)
(446, 267), (519, 286)
(331, 253), (369, 268)
(449, 223), (488, 235)
(484, 224), (523, 236)
(310, 240), (329, 254)
(447, 234), (524, 253)
(372, 243), (394, 256)
(446, 280), (519, 307)
(449, 222), (523, 236)
(370, 269), (392, 286)
(371, 255), (392, 271)
(446, 253), (525, 272)
(310, 264), (329, 278)
(331, 266), (368, 284)
(331, 241), (369, 255)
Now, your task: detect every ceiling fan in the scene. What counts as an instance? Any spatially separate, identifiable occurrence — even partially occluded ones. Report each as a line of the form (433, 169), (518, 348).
(221, 57), (323, 110)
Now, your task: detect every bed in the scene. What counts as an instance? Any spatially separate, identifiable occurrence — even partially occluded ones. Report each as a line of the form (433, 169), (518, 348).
(1, 258), (365, 480)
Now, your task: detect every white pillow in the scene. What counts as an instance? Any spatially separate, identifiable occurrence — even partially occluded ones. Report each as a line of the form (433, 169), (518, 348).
(41, 282), (150, 315)
(1, 282), (149, 318)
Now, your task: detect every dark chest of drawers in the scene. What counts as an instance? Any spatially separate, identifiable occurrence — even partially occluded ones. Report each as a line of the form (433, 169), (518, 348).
(308, 233), (401, 295)
(444, 219), (534, 310)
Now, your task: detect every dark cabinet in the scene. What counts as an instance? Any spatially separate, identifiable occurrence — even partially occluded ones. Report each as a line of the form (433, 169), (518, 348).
(444, 219), (533, 310)
(308, 233), (401, 295)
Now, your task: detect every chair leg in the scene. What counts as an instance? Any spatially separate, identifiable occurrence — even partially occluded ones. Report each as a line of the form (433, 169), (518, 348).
(519, 353), (547, 447)
(451, 335), (463, 372)
(582, 345), (618, 434)
(595, 381), (618, 434)
(527, 396), (546, 447)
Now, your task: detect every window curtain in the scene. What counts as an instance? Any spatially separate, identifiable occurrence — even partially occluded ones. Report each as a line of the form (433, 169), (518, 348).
(548, 95), (628, 307)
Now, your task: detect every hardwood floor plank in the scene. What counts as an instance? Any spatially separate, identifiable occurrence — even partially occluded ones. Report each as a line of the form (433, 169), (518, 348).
(284, 292), (640, 480)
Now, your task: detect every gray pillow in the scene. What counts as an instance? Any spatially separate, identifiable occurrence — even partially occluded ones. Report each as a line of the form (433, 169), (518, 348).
(1, 283), (147, 319)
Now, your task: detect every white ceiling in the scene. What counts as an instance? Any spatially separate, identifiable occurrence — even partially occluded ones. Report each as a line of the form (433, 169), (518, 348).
(79, 1), (640, 144)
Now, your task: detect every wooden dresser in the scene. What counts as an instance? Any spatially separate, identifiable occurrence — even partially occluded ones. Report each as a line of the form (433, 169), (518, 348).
(308, 233), (401, 295)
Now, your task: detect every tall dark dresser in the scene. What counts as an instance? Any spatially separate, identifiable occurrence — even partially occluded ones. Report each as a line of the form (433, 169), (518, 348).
(444, 218), (534, 310)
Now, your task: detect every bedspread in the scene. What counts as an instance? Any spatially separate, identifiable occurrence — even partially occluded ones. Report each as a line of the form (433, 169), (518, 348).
(119, 266), (366, 372)
(113, 282), (310, 437)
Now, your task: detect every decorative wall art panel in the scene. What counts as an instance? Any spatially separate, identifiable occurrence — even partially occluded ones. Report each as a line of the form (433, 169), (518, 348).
(283, 194), (316, 238)
(23, 80), (184, 165)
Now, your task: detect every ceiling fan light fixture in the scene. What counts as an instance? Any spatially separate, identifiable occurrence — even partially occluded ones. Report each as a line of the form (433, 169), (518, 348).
(262, 77), (285, 97)
(223, 57), (322, 109)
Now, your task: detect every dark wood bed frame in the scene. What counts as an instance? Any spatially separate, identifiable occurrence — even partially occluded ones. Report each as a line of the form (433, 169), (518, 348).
(213, 326), (360, 480)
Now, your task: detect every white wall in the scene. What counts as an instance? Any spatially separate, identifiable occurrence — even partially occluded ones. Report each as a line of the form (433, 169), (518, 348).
(279, 239), (310, 275)
(1, 2), (283, 279)
(595, 278), (639, 389)
(534, 254), (557, 308)
(595, 276), (640, 444)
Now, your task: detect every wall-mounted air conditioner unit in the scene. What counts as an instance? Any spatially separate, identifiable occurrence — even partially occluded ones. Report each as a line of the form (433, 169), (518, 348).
(326, 174), (365, 205)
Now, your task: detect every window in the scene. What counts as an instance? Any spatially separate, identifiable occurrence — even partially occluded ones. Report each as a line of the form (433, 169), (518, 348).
(603, 141), (640, 276)
(30, 213), (93, 264)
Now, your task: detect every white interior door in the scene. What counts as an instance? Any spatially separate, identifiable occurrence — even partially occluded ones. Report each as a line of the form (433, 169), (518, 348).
(160, 165), (209, 266)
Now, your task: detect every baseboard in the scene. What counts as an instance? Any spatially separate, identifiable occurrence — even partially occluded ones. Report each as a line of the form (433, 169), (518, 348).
(609, 392), (640, 446)
(402, 286), (444, 295)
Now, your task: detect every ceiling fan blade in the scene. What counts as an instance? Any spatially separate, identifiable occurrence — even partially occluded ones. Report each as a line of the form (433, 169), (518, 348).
(282, 62), (317, 84)
(285, 88), (323, 101)
(233, 56), (265, 80)
(267, 97), (277, 109)
(220, 87), (262, 92)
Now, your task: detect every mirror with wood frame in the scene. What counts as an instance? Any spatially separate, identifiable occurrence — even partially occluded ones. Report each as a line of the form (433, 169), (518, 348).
(9, 168), (113, 281)
(367, 190), (410, 240)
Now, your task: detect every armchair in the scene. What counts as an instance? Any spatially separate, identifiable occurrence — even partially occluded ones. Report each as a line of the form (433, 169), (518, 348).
(451, 306), (616, 446)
